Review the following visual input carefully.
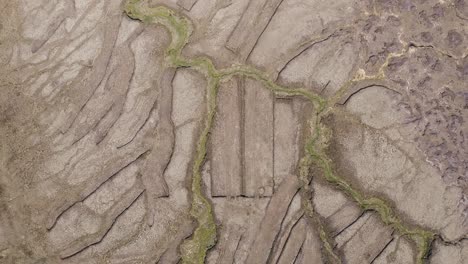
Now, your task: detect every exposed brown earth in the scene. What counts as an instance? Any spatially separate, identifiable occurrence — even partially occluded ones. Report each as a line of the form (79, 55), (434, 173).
(0, 0), (467, 264)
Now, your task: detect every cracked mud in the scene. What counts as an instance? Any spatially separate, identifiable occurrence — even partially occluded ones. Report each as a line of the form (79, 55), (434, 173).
(0, 0), (467, 264)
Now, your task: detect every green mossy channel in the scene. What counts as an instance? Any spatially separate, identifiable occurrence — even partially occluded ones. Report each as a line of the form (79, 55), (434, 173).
(124, 1), (434, 263)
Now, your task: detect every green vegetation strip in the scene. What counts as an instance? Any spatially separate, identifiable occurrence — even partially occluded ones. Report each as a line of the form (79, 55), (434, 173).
(124, 1), (434, 263)
(298, 154), (342, 263)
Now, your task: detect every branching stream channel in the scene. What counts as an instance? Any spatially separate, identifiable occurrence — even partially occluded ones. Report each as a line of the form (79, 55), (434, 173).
(124, 1), (435, 263)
